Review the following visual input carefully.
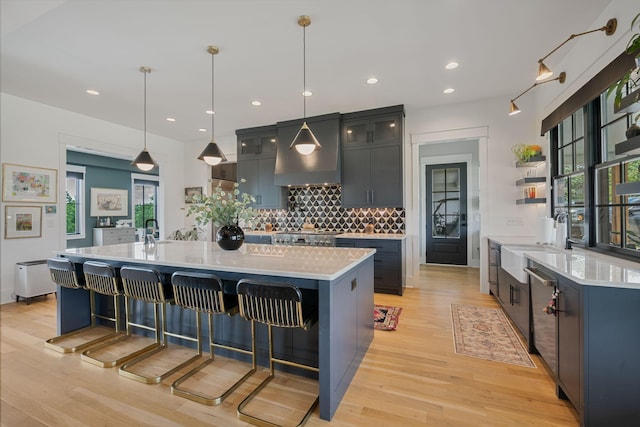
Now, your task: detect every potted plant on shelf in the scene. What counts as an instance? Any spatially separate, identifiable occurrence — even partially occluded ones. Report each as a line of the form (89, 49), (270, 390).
(187, 180), (256, 250)
(608, 12), (640, 139)
(512, 144), (542, 164)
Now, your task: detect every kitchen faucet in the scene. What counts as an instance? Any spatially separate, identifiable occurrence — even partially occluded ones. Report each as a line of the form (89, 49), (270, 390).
(144, 219), (159, 245)
(555, 212), (576, 250)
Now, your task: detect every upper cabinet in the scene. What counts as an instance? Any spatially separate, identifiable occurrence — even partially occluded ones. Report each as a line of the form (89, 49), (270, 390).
(237, 126), (278, 160)
(342, 109), (403, 149)
(236, 125), (287, 209)
(211, 162), (237, 182)
(340, 105), (404, 208)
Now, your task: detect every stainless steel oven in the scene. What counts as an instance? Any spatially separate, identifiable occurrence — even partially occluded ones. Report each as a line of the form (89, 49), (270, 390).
(525, 266), (558, 375)
(271, 231), (341, 246)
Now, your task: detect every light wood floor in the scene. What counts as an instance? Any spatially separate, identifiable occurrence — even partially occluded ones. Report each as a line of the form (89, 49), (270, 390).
(1, 265), (579, 427)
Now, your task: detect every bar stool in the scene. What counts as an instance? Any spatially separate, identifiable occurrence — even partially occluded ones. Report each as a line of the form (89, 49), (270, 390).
(44, 258), (120, 353)
(169, 271), (257, 405)
(236, 279), (319, 427)
(81, 264), (161, 368)
(117, 266), (201, 384)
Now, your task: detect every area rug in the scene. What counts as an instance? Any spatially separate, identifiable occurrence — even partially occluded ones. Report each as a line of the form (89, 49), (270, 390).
(450, 304), (536, 368)
(374, 305), (402, 331)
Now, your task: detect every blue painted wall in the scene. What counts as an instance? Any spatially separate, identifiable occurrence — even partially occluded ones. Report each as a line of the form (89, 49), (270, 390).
(66, 151), (158, 248)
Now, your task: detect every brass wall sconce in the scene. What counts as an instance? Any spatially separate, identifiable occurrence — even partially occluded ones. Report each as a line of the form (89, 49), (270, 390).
(509, 72), (567, 116)
(536, 18), (617, 81)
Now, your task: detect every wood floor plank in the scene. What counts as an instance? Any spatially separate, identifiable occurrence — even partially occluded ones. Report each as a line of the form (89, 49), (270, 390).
(0, 265), (580, 426)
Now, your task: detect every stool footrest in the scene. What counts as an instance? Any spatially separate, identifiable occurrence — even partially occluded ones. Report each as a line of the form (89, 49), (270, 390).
(45, 325), (120, 354)
(119, 345), (201, 384)
(237, 374), (319, 427)
(81, 334), (160, 368)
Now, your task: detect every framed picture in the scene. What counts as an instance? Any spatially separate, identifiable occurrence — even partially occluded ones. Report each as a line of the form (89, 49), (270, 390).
(90, 188), (128, 216)
(5, 205), (42, 239)
(45, 205), (57, 214)
(185, 186), (203, 204)
(2, 163), (58, 203)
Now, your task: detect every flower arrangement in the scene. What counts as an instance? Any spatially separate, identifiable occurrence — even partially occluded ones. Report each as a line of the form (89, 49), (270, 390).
(511, 144), (542, 163)
(187, 180), (256, 228)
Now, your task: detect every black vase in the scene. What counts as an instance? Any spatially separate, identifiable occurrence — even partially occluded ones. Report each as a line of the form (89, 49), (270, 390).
(216, 225), (244, 250)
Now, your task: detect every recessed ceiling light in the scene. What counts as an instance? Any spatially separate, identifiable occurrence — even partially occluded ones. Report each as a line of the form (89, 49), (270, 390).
(251, 100), (262, 106)
(86, 89), (100, 95)
(205, 110), (214, 115)
(445, 62), (459, 70)
(443, 88), (455, 94)
(198, 128), (207, 132)
(302, 90), (312, 97)
(366, 77), (378, 85)
(166, 117), (176, 122)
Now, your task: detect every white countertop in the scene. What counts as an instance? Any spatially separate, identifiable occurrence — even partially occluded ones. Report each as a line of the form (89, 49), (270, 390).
(58, 241), (375, 281)
(487, 235), (538, 246)
(520, 246), (640, 290)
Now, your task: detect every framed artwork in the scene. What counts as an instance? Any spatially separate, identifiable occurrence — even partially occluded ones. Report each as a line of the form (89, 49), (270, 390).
(185, 186), (203, 203)
(90, 188), (128, 217)
(2, 163), (58, 203)
(5, 205), (42, 239)
(45, 205), (57, 214)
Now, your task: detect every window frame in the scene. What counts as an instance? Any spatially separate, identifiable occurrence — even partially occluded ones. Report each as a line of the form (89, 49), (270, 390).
(131, 173), (160, 238)
(65, 164), (86, 240)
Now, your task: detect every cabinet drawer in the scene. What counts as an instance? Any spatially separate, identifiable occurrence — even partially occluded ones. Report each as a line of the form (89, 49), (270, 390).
(354, 239), (400, 254)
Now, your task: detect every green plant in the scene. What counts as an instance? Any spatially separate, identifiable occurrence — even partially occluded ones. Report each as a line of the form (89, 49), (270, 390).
(511, 144), (538, 163)
(608, 12), (640, 108)
(187, 180), (256, 228)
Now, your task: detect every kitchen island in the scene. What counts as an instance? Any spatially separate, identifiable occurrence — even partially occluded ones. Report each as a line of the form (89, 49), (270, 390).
(55, 241), (376, 421)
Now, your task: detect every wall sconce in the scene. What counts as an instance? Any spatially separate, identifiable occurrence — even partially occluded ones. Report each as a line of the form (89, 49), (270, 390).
(509, 72), (567, 116)
(536, 18), (617, 81)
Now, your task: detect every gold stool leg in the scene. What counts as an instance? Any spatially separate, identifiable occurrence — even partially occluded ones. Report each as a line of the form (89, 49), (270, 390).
(171, 316), (257, 405)
(45, 290), (120, 353)
(81, 295), (160, 368)
(119, 302), (200, 384)
(237, 325), (319, 427)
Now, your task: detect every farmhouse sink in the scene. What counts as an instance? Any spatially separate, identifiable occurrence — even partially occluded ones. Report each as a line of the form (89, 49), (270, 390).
(501, 245), (550, 283)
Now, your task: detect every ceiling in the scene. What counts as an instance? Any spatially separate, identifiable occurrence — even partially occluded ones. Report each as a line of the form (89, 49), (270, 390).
(0, 0), (614, 155)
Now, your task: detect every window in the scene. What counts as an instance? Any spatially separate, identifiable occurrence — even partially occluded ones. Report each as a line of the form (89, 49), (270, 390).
(551, 86), (638, 257)
(66, 165), (86, 239)
(552, 111), (586, 242)
(132, 175), (159, 237)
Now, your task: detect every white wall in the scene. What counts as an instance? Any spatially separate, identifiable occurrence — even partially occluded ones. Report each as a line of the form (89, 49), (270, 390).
(0, 93), (186, 304)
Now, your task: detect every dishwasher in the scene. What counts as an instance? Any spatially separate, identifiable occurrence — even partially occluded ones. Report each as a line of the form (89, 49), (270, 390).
(525, 267), (558, 375)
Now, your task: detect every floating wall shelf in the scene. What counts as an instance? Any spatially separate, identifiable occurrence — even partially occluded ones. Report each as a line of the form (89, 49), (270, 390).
(516, 176), (546, 186)
(516, 198), (547, 205)
(516, 155), (546, 168)
(614, 134), (640, 156)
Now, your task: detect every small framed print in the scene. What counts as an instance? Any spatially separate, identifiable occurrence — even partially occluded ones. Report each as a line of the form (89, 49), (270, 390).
(185, 186), (203, 204)
(45, 205), (57, 214)
(90, 188), (128, 217)
(5, 205), (42, 239)
(2, 163), (58, 203)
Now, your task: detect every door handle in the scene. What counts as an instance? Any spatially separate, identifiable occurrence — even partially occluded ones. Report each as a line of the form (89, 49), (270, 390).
(460, 213), (467, 227)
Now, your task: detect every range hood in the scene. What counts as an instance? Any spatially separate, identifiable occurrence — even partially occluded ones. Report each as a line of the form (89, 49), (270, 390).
(274, 112), (341, 186)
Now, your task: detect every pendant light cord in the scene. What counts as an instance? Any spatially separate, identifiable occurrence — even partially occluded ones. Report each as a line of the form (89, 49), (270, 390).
(143, 68), (147, 150)
(303, 23), (306, 119)
(211, 49), (216, 141)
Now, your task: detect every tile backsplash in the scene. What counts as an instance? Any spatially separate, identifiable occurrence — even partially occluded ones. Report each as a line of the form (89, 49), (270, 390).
(253, 185), (405, 234)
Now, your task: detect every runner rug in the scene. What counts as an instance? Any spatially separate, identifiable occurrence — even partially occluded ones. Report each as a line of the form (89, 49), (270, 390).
(450, 304), (536, 368)
(374, 305), (402, 331)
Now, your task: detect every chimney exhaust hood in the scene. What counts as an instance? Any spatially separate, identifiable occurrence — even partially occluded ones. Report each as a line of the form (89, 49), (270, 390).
(274, 112), (341, 186)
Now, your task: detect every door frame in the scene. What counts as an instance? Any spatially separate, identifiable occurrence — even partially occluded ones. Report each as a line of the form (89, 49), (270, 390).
(421, 155), (472, 265)
(410, 126), (489, 294)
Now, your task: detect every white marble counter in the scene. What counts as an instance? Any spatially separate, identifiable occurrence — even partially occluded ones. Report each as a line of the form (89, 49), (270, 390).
(524, 247), (640, 290)
(336, 233), (406, 240)
(58, 241), (375, 281)
(487, 235), (538, 246)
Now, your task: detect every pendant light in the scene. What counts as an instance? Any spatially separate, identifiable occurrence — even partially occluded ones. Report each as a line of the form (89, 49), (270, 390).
(132, 66), (157, 171)
(197, 46), (227, 166)
(289, 15), (321, 156)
